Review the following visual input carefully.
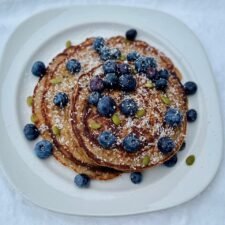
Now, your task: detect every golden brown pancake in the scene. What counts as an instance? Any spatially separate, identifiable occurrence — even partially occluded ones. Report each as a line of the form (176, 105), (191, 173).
(32, 35), (187, 179)
(70, 36), (187, 171)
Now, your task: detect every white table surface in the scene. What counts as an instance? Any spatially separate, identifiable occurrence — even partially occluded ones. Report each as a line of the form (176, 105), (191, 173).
(0, 0), (224, 224)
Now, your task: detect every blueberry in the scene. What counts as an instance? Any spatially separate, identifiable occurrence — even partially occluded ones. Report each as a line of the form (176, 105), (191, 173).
(155, 78), (168, 91)
(100, 46), (111, 61)
(187, 109), (197, 122)
(179, 141), (186, 151)
(135, 57), (147, 73)
(127, 51), (140, 61)
(34, 140), (53, 159)
(116, 63), (131, 75)
(74, 174), (90, 188)
(103, 60), (117, 74)
(90, 76), (105, 92)
(97, 96), (116, 117)
(98, 131), (117, 149)
(100, 47), (121, 61)
(122, 133), (141, 152)
(158, 69), (169, 80)
(130, 172), (142, 184)
(126, 29), (137, 41)
(93, 37), (105, 52)
(145, 57), (157, 68)
(66, 59), (81, 74)
(31, 61), (46, 77)
(110, 48), (121, 59)
(157, 137), (175, 154)
(146, 67), (159, 82)
(165, 108), (183, 127)
(23, 124), (39, 140)
(120, 98), (138, 116)
(53, 92), (69, 108)
(88, 92), (101, 106)
(163, 154), (177, 167)
(184, 81), (198, 95)
(119, 74), (136, 92)
(104, 73), (119, 89)
(135, 56), (156, 73)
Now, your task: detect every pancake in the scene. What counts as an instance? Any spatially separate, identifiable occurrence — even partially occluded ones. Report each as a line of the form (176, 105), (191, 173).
(70, 36), (188, 171)
(32, 40), (120, 180)
(32, 35), (187, 179)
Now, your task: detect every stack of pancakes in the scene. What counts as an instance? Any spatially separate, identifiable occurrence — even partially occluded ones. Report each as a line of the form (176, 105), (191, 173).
(32, 36), (187, 180)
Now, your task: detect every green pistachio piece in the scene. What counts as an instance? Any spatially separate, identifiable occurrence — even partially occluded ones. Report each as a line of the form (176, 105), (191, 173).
(30, 114), (38, 123)
(26, 96), (33, 107)
(112, 113), (121, 126)
(145, 80), (154, 88)
(186, 155), (195, 166)
(161, 95), (171, 105)
(142, 155), (150, 166)
(50, 77), (63, 84)
(119, 54), (126, 61)
(136, 108), (146, 118)
(52, 125), (61, 136)
(66, 40), (72, 48)
(89, 121), (101, 130)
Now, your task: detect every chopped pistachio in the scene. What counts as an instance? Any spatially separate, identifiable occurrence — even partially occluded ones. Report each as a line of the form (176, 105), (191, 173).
(89, 120), (101, 130)
(161, 95), (171, 105)
(112, 113), (121, 126)
(186, 155), (195, 166)
(136, 108), (146, 118)
(50, 77), (63, 84)
(145, 80), (154, 88)
(26, 96), (33, 107)
(142, 155), (150, 166)
(120, 54), (126, 61)
(52, 125), (61, 136)
(66, 40), (72, 48)
(30, 114), (38, 123)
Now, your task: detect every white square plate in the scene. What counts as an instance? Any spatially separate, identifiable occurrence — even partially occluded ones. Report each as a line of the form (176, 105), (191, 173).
(0, 5), (223, 216)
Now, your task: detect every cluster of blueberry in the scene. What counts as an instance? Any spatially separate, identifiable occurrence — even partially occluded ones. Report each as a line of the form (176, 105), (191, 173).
(24, 57), (82, 160)
(23, 122), (53, 159)
(53, 59), (82, 108)
(93, 29), (137, 62)
(93, 37), (172, 91)
(32, 58), (82, 109)
(184, 81), (198, 122)
(25, 62), (54, 159)
(93, 36), (121, 61)
(162, 81), (198, 168)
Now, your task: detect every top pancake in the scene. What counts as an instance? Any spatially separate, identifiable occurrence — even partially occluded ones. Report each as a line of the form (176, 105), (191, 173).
(70, 36), (188, 171)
